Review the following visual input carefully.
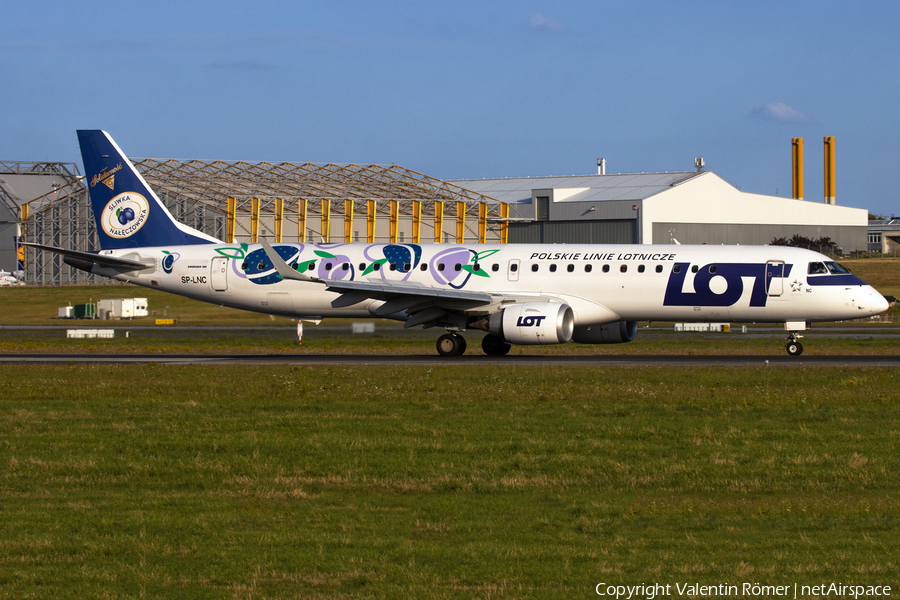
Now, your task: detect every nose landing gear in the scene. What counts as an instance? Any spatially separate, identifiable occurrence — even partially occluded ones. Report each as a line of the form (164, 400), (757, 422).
(784, 321), (808, 356)
(786, 336), (803, 356)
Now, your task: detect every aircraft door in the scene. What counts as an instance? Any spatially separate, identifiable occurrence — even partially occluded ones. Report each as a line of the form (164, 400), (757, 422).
(508, 259), (520, 282)
(211, 257), (228, 291)
(766, 261), (784, 297)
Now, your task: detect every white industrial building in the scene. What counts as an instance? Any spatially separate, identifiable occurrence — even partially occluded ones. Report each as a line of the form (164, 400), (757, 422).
(453, 167), (868, 253)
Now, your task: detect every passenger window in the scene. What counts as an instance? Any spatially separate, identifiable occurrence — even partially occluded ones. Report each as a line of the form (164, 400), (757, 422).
(492, 264), (499, 272)
(673, 265), (681, 274)
(438, 263), (445, 272)
(454, 264), (462, 271)
(342, 263), (349, 271)
(511, 263), (519, 272)
(420, 264), (427, 271)
(531, 264), (539, 272)
(326, 263), (333, 271)
(620, 265), (627, 273)
(585, 264), (592, 273)
(241, 262), (248, 271)
(473, 263), (480, 272)
(709, 265), (716, 274)
(307, 262), (316, 272)
(389, 263), (396, 271)
(549, 264), (557, 272)
(602, 264), (610, 273)
(567, 264), (575, 272)
(691, 265), (699, 273)
(359, 263), (366, 271)
(372, 263), (379, 272)
(655, 265), (663, 273)
(638, 265), (645, 273)
(404, 263), (410, 272)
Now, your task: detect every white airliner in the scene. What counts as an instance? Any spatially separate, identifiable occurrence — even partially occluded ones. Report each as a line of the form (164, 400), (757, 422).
(25, 130), (889, 356)
(0, 270), (21, 286)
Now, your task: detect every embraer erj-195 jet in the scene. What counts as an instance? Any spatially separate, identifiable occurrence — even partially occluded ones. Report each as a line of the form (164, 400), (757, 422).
(26, 131), (889, 357)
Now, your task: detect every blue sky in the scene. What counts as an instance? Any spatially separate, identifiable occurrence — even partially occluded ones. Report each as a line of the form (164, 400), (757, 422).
(3, 0), (899, 217)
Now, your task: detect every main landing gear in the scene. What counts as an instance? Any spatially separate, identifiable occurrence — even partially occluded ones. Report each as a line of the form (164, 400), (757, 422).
(436, 333), (467, 357)
(435, 333), (512, 357)
(481, 333), (511, 356)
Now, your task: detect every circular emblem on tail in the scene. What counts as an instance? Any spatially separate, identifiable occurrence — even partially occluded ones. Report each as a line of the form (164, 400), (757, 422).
(101, 193), (150, 239)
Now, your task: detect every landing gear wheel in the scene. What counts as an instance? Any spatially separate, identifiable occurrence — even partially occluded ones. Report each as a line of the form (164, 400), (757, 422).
(482, 334), (512, 356)
(786, 341), (803, 356)
(436, 333), (466, 357)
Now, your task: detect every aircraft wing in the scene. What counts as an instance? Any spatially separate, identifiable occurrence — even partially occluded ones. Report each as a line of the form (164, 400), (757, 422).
(260, 240), (502, 327)
(22, 242), (153, 272)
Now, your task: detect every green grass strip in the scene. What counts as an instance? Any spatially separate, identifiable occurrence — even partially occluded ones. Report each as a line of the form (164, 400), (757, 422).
(0, 365), (898, 598)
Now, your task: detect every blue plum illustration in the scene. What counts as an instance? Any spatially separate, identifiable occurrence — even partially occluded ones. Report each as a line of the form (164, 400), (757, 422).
(116, 207), (135, 225)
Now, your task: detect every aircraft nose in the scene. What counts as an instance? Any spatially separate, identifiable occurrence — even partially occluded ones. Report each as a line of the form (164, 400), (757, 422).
(864, 287), (890, 316)
(872, 290), (890, 315)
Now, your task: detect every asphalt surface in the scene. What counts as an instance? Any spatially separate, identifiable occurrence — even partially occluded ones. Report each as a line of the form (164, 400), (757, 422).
(2, 353), (899, 367)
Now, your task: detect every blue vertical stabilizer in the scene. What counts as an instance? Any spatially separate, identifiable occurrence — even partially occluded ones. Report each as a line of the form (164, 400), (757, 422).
(77, 130), (220, 249)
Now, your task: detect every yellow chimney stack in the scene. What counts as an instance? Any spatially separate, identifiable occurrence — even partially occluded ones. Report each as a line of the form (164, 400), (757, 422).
(824, 136), (835, 204)
(791, 138), (803, 200)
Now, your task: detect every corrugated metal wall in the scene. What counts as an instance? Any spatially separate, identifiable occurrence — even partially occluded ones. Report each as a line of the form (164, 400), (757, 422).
(652, 222), (866, 252)
(510, 220), (635, 244)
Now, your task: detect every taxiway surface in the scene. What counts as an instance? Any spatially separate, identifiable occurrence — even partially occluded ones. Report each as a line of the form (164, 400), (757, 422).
(1, 353), (899, 367)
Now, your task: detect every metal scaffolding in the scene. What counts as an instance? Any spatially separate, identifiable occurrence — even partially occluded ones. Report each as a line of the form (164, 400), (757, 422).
(20, 158), (508, 285)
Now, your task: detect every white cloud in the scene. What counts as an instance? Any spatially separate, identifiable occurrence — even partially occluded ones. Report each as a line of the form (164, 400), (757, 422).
(751, 102), (812, 123)
(529, 13), (564, 35)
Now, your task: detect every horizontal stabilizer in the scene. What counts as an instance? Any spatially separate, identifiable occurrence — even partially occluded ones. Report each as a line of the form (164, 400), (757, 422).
(22, 242), (152, 271)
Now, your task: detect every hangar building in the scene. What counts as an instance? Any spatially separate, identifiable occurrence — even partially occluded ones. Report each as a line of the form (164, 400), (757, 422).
(0, 162), (81, 275)
(452, 167), (868, 252)
(15, 157), (509, 285)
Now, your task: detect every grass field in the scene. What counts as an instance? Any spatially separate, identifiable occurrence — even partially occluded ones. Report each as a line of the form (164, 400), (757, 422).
(1, 365), (899, 598)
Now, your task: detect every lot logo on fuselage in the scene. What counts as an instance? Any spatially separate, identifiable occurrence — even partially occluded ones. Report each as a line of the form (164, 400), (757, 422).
(663, 262), (792, 307)
(101, 193), (150, 239)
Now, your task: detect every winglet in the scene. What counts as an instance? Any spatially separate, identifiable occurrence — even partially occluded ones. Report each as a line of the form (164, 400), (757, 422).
(260, 240), (322, 284)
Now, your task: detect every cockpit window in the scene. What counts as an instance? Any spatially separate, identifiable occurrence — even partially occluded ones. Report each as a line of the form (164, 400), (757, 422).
(824, 261), (851, 274)
(809, 261), (852, 275)
(808, 262), (827, 275)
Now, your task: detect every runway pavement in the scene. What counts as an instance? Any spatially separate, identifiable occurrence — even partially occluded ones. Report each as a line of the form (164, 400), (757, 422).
(1, 352), (899, 367)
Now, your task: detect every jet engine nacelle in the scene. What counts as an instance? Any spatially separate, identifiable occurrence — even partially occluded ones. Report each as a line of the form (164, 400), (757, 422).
(489, 302), (574, 345)
(571, 320), (638, 344)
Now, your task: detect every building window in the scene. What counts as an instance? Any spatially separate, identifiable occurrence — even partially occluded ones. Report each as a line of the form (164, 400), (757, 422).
(535, 196), (550, 221)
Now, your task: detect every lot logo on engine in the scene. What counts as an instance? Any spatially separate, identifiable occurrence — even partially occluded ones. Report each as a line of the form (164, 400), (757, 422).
(516, 315), (546, 327)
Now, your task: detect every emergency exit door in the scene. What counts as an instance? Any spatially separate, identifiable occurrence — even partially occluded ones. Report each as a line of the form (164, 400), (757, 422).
(211, 257), (228, 291)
